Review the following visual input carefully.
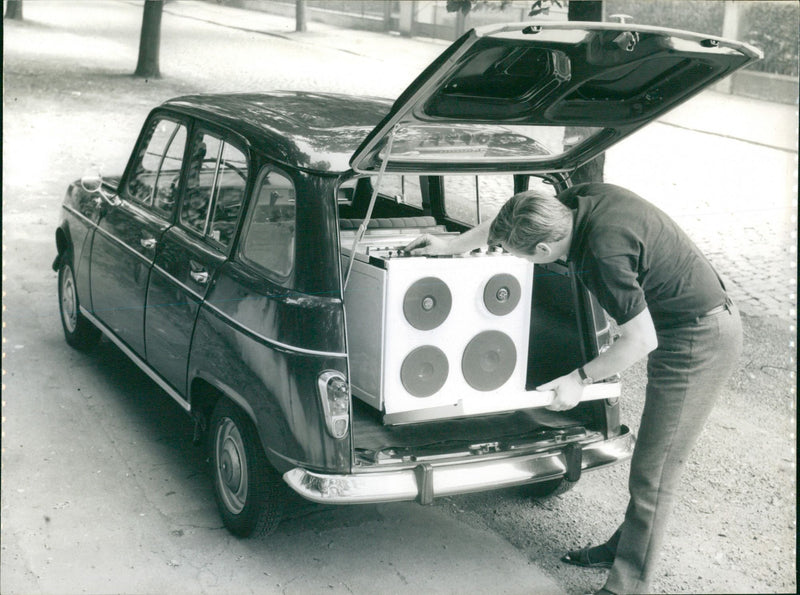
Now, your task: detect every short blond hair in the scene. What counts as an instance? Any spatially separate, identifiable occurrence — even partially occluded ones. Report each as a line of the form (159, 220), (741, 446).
(487, 190), (573, 255)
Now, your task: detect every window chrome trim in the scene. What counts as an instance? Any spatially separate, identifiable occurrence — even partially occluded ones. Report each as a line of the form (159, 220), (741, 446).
(202, 140), (223, 236)
(80, 306), (191, 412)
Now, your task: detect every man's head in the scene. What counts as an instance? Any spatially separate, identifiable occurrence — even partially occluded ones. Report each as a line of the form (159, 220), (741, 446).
(487, 189), (574, 263)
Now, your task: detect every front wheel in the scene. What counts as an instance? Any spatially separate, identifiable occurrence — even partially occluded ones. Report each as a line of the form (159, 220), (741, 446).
(58, 257), (101, 350)
(210, 400), (286, 537)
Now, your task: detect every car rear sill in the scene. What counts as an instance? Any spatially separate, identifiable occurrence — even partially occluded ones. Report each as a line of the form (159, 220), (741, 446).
(80, 306), (191, 412)
(284, 426), (634, 504)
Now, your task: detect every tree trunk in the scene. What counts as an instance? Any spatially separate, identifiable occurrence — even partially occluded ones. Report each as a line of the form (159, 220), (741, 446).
(5, 0), (23, 20)
(568, 0), (604, 182)
(296, 0), (307, 33)
(383, 0), (393, 32)
(134, 0), (164, 79)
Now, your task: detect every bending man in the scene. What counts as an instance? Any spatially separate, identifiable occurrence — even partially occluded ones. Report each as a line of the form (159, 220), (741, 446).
(405, 182), (742, 594)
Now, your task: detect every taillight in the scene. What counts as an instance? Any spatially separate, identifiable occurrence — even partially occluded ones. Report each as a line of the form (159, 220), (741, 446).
(317, 371), (350, 440)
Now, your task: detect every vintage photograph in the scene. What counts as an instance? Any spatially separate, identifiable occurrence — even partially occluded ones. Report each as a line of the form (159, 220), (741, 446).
(2, 1), (797, 593)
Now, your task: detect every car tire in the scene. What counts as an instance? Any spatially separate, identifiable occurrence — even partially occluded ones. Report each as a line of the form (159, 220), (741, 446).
(58, 255), (101, 350)
(527, 477), (576, 500)
(210, 399), (285, 537)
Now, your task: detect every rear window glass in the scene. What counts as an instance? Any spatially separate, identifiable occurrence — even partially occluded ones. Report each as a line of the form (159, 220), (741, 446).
(443, 175), (555, 226)
(338, 175), (424, 209)
(241, 167), (296, 278)
(443, 175), (514, 226)
(374, 174), (423, 208)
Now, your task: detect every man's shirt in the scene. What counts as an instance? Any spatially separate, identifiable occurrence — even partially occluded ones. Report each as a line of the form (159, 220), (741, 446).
(560, 183), (727, 330)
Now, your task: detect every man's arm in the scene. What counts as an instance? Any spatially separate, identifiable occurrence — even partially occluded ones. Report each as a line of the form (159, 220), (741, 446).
(537, 307), (658, 411)
(404, 217), (495, 255)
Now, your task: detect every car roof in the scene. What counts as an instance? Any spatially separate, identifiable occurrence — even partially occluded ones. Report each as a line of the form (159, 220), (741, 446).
(161, 91), (393, 174)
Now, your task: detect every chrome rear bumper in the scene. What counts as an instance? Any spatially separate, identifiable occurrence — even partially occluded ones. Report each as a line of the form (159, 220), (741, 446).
(284, 427), (634, 505)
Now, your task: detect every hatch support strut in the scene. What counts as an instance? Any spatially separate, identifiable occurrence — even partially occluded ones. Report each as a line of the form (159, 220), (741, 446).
(344, 128), (397, 289)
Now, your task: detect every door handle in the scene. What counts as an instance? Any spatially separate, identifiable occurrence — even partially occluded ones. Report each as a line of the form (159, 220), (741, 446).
(140, 237), (157, 250)
(190, 270), (209, 284)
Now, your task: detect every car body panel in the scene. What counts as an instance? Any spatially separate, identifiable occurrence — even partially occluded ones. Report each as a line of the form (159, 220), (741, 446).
(90, 199), (170, 356)
(59, 183), (106, 312)
(163, 92), (392, 174)
(187, 302), (350, 472)
(146, 227), (226, 396)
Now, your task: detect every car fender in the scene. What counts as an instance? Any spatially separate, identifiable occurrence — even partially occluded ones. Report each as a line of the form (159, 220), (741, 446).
(190, 370), (259, 426)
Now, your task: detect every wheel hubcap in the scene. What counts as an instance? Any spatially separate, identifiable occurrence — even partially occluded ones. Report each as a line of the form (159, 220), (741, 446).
(215, 418), (247, 514)
(61, 266), (78, 333)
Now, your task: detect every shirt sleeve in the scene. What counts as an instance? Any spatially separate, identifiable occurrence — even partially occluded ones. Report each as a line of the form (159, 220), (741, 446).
(578, 230), (648, 325)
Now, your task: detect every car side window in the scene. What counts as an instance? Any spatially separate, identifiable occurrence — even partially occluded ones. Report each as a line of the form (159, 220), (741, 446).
(180, 131), (248, 248)
(240, 167), (296, 278)
(125, 117), (187, 215)
(442, 175), (557, 226)
(442, 175), (515, 226)
(375, 174), (423, 208)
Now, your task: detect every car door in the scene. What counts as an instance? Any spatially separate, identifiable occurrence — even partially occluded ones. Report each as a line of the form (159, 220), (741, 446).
(144, 127), (249, 396)
(90, 115), (188, 355)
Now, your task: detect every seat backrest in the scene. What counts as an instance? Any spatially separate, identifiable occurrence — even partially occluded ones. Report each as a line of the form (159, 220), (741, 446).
(339, 216), (438, 230)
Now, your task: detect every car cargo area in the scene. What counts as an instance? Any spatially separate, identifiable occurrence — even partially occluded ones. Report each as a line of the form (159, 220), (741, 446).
(351, 397), (598, 465)
(342, 222), (608, 461)
(348, 274), (607, 464)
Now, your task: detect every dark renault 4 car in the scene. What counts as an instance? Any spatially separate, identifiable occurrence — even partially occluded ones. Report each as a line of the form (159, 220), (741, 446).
(54, 22), (759, 537)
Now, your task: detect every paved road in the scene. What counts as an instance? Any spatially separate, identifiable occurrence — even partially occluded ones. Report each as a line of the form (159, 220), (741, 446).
(2, 2), (797, 594)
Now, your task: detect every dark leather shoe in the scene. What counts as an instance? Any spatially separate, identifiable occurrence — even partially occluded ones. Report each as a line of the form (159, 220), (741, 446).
(561, 543), (614, 569)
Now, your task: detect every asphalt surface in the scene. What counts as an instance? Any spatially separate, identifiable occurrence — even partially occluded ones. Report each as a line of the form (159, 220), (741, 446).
(2, 2), (797, 594)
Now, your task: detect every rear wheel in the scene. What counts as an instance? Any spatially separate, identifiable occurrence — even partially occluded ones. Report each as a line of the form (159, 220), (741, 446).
(58, 256), (101, 350)
(210, 399), (286, 537)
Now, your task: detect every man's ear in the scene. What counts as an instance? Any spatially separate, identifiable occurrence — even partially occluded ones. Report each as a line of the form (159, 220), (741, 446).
(535, 242), (552, 257)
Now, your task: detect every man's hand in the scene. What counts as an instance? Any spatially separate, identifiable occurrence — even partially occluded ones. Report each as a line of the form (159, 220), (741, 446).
(404, 233), (451, 255)
(537, 370), (584, 411)
(404, 217), (496, 256)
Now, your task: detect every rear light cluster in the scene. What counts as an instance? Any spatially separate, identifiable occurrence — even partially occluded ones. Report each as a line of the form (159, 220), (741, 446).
(317, 370), (350, 439)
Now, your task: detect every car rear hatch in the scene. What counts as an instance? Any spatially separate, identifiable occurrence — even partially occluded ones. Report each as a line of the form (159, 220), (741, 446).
(350, 21), (761, 175)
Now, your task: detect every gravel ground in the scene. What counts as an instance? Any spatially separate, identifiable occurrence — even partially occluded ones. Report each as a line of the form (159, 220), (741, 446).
(3, 4), (796, 594)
